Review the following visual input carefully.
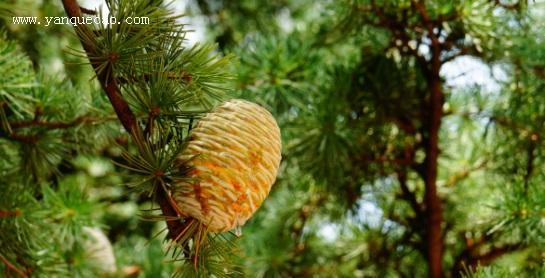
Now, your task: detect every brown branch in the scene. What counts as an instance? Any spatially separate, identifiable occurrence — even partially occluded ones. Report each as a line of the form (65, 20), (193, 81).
(444, 160), (488, 187)
(468, 243), (523, 267)
(9, 115), (101, 130)
(79, 6), (96, 15)
(156, 188), (188, 240)
(411, 0), (440, 48)
(489, 115), (544, 140)
(452, 233), (492, 277)
(0, 209), (22, 218)
(116, 71), (193, 85)
(0, 254), (27, 278)
(451, 229), (525, 277)
(1, 115), (118, 144)
(453, 243), (524, 277)
(143, 107), (161, 138)
(61, 0), (138, 136)
(60, 0), (183, 242)
(1, 132), (38, 144)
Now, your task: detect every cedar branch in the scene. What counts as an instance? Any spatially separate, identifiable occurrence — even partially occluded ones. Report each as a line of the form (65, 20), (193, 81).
(9, 115), (103, 129)
(0, 254), (27, 278)
(60, 0), (138, 136)
(60, 0), (185, 242)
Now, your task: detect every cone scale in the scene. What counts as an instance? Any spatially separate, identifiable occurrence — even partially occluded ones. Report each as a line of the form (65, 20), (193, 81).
(173, 99), (282, 232)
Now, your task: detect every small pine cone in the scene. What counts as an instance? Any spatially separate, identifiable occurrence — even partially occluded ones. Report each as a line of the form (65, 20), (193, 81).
(82, 227), (117, 275)
(173, 99), (282, 232)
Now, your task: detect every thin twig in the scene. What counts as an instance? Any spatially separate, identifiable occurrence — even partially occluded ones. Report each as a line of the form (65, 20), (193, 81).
(444, 160), (488, 187)
(0, 132), (38, 144)
(117, 71), (193, 85)
(61, 0), (139, 136)
(0, 254), (27, 278)
(0, 209), (22, 218)
(9, 115), (104, 129)
(60, 0), (184, 242)
(79, 6), (96, 15)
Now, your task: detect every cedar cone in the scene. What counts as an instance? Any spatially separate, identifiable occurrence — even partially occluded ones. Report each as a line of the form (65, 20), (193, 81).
(173, 99), (282, 232)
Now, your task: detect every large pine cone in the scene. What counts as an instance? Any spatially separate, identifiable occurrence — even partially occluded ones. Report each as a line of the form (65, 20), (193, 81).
(173, 99), (281, 232)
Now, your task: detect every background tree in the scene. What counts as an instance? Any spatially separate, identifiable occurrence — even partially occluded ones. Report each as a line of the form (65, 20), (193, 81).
(1, 0), (545, 277)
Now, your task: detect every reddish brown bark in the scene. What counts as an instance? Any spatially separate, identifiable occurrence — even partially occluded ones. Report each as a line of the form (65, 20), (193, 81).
(156, 189), (186, 240)
(452, 237), (523, 277)
(423, 73), (444, 278)
(61, 0), (183, 241)
(411, 1), (445, 277)
(9, 115), (101, 129)
(60, 0), (138, 136)
(0, 254), (27, 277)
(0, 209), (22, 218)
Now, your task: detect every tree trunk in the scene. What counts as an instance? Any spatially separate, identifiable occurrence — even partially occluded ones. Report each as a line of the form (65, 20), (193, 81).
(424, 46), (444, 278)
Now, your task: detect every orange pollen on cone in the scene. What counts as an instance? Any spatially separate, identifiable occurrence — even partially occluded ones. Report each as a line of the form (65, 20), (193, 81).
(172, 99), (282, 232)
(232, 203), (242, 212)
(236, 193), (247, 203)
(232, 182), (242, 191)
(232, 194), (248, 213)
(192, 182), (209, 214)
(249, 150), (262, 167)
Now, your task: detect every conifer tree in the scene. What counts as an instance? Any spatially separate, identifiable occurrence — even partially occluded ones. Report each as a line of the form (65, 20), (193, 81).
(1, 0), (243, 276)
